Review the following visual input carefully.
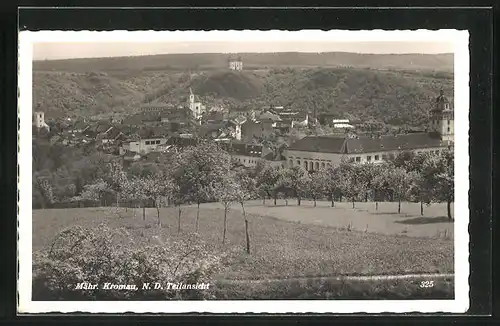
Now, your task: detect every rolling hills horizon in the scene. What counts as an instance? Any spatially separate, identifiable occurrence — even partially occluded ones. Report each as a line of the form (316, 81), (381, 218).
(33, 51), (454, 73)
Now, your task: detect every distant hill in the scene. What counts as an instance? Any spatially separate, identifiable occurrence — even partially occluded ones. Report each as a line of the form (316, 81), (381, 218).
(33, 52), (454, 73)
(33, 65), (454, 131)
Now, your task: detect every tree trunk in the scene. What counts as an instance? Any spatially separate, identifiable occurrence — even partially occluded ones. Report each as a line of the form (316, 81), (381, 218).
(398, 199), (401, 214)
(365, 192), (368, 202)
(142, 203), (146, 221)
(156, 205), (161, 227)
(241, 202), (250, 254)
(196, 201), (200, 232)
(447, 200), (452, 220)
(420, 201), (424, 216)
(222, 206), (228, 245)
(177, 205), (182, 234)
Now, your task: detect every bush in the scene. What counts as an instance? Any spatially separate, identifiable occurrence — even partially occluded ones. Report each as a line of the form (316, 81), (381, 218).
(32, 224), (223, 300)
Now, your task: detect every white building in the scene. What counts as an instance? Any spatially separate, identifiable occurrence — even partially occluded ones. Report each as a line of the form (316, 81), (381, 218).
(121, 138), (168, 154)
(33, 111), (50, 131)
(189, 87), (206, 121)
(285, 90), (454, 171)
(228, 56), (243, 71)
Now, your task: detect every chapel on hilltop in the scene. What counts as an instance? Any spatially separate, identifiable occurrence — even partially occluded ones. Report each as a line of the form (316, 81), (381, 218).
(228, 56), (243, 71)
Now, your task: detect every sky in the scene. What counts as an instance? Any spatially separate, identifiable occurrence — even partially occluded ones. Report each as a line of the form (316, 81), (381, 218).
(33, 41), (454, 60)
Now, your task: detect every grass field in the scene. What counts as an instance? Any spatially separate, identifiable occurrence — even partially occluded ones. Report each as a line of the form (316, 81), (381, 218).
(200, 200), (455, 239)
(33, 201), (454, 283)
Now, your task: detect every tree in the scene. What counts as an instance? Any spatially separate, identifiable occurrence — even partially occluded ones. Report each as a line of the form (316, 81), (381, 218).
(357, 163), (378, 203)
(234, 170), (256, 254)
(307, 170), (326, 207)
(34, 177), (56, 209)
(321, 165), (341, 207)
(336, 161), (359, 209)
(106, 160), (128, 208)
(372, 163), (391, 211)
(256, 164), (281, 205)
(384, 167), (416, 214)
(213, 173), (239, 245)
(409, 171), (433, 216)
(121, 176), (147, 220)
(171, 142), (233, 232)
(279, 166), (310, 206)
(140, 172), (175, 227)
(76, 179), (111, 207)
(421, 149), (454, 220)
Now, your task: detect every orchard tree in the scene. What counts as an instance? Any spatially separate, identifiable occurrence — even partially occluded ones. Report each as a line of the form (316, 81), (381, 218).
(76, 179), (111, 207)
(256, 163), (281, 205)
(307, 170), (326, 207)
(372, 163), (391, 211)
(140, 172), (175, 227)
(409, 171), (433, 216)
(322, 165), (341, 207)
(106, 160), (128, 208)
(357, 163), (379, 202)
(234, 170), (256, 254)
(336, 161), (359, 209)
(421, 149), (454, 220)
(171, 141), (233, 232)
(213, 173), (240, 245)
(121, 176), (148, 220)
(384, 167), (417, 214)
(279, 165), (310, 206)
(34, 177), (56, 209)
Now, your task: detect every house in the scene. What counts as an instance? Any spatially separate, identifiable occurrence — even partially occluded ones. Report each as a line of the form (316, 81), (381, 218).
(101, 127), (124, 144)
(227, 142), (263, 168)
(122, 137), (168, 154)
(70, 120), (89, 133)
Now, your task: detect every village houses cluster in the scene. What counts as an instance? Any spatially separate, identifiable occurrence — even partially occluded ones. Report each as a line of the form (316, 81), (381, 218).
(33, 67), (454, 170)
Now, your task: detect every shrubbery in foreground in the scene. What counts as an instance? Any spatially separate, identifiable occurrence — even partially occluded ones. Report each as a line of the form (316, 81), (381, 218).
(32, 224), (224, 300)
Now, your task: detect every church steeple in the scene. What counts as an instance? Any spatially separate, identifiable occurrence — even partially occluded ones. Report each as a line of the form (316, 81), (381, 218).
(429, 89), (454, 144)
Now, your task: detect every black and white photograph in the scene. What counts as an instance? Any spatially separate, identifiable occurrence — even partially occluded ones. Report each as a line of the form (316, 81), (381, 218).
(18, 30), (469, 313)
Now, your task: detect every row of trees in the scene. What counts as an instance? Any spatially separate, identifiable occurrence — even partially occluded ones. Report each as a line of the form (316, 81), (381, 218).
(35, 141), (454, 254)
(254, 148), (454, 220)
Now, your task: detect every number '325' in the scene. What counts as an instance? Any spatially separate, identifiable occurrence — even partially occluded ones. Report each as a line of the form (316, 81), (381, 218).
(419, 281), (434, 288)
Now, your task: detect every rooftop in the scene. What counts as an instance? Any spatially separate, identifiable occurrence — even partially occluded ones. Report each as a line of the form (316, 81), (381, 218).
(288, 132), (444, 154)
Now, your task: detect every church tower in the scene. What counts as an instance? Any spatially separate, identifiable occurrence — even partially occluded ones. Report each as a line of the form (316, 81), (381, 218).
(430, 89), (454, 144)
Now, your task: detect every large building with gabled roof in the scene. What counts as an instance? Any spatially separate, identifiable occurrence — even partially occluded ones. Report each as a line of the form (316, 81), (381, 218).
(285, 90), (454, 171)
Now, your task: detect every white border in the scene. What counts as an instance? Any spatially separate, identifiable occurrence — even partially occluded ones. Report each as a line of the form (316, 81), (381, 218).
(18, 30), (470, 314)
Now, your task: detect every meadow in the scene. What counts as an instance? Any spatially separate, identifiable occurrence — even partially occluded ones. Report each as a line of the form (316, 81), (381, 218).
(33, 201), (454, 286)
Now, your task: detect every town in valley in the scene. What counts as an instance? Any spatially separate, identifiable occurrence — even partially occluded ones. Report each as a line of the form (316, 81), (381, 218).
(31, 45), (456, 302)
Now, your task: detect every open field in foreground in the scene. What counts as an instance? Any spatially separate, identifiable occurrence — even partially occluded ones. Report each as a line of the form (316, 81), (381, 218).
(197, 200), (455, 239)
(33, 204), (454, 283)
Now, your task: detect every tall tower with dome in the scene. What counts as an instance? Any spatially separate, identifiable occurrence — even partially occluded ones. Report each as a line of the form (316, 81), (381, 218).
(429, 89), (454, 145)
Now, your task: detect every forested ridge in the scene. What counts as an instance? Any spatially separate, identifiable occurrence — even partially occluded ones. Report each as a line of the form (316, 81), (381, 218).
(33, 65), (453, 130)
